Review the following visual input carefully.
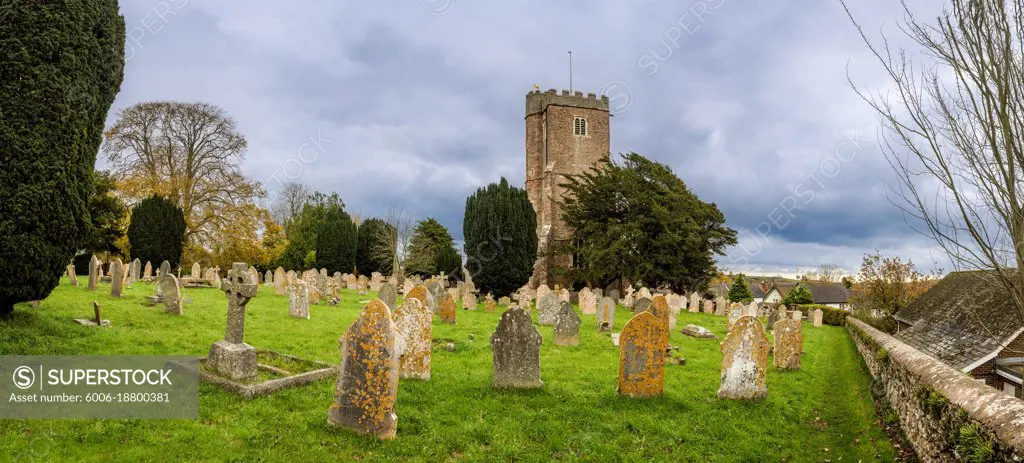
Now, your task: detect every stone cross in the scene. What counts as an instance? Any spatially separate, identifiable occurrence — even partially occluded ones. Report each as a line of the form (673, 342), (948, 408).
(221, 262), (258, 344)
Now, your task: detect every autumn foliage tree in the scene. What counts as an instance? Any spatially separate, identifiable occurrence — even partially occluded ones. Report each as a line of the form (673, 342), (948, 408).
(850, 252), (937, 333)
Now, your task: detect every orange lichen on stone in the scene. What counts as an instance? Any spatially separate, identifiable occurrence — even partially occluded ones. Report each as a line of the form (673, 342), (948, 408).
(617, 311), (667, 398)
(773, 319), (802, 370)
(393, 298), (431, 380)
(438, 294), (457, 324)
(327, 299), (401, 439)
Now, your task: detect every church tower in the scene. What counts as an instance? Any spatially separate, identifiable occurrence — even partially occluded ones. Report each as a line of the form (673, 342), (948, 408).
(525, 88), (610, 288)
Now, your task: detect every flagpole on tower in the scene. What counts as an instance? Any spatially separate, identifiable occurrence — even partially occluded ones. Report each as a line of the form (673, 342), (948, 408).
(568, 51), (573, 93)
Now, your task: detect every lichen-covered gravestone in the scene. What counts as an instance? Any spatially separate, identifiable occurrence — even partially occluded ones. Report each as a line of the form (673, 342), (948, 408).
(274, 267), (287, 295)
(553, 301), (581, 347)
(812, 309), (823, 327)
(579, 287), (596, 315)
(159, 260), (171, 278)
(463, 292), (477, 311)
(703, 300), (714, 314)
(88, 255), (100, 290)
(143, 261), (153, 280)
(438, 293), (457, 324)
(484, 294), (497, 313)
(727, 306), (744, 331)
(773, 319), (803, 370)
(535, 284), (551, 305)
(597, 296), (616, 331)
(647, 295), (671, 343)
(688, 293), (700, 313)
(536, 291), (560, 325)
(791, 310), (803, 321)
(634, 297), (652, 313)
(289, 279), (310, 319)
(490, 307), (543, 389)
(378, 282), (397, 309)
(715, 297), (728, 316)
(617, 311), (667, 398)
(109, 258), (124, 298)
(207, 263), (259, 380)
(160, 274), (182, 315)
(405, 285), (433, 317)
(717, 316), (769, 400)
(426, 281), (443, 313)
(394, 297), (431, 380)
(767, 306), (783, 332)
(327, 299), (401, 440)
(131, 258), (142, 283)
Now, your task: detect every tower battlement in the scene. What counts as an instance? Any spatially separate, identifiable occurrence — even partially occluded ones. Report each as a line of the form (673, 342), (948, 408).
(525, 88), (610, 117)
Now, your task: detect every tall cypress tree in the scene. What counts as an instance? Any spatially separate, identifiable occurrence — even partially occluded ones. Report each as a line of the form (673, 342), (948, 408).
(0, 1), (125, 316)
(355, 218), (394, 276)
(127, 196), (187, 270)
(315, 206), (357, 274)
(406, 218), (455, 277)
(463, 178), (538, 297)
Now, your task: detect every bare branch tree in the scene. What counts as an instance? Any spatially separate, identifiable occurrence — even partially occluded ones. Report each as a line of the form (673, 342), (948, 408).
(372, 206), (416, 280)
(271, 182), (311, 228)
(843, 0), (1024, 328)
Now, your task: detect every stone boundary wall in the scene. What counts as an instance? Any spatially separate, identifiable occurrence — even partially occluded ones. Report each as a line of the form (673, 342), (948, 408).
(847, 318), (1024, 462)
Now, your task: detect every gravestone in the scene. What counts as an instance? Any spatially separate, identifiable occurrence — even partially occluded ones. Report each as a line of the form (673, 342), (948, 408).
(207, 263), (259, 380)
(67, 264), (78, 286)
(159, 260), (171, 278)
(553, 302), (581, 347)
(637, 287), (652, 300)
(160, 274), (182, 315)
(327, 299), (400, 440)
(438, 294), (457, 324)
(378, 282), (397, 309)
(316, 271), (329, 301)
(634, 297), (652, 313)
(109, 259), (124, 298)
(812, 309), (823, 327)
(579, 287), (597, 315)
(75, 301), (111, 327)
(274, 267), (286, 295)
(559, 288), (570, 303)
(536, 292), (560, 325)
(490, 307), (543, 389)
(608, 289), (620, 301)
(703, 300), (714, 314)
(426, 281), (443, 313)
(792, 310), (803, 321)
(535, 284), (551, 305)
(88, 255), (100, 290)
(648, 295), (671, 341)
(484, 294), (497, 312)
(715, 297), (728, 316)
(597, 296), (616, 331)
(681, 324), (717, 339)
(727, 306), (743, 331)
(773, 319), (803, 370)
(394, 297), (431, 380)
(289, 280), (310, 319)
(405, 285), (433, 316)
(747, 302), (760, 318)
(191, 262), (201, 279)
(498, 296), (511, 306)
(688, 293), (700, 313)
(131, 258), (142, 283)
(264, 270), (273, 285)
(143, 261), (153, 280)
(618, 311), (667, 398)
(717, 316), (769, 400)
(767, 306), (783, 332)
(463, 292), (478, 310)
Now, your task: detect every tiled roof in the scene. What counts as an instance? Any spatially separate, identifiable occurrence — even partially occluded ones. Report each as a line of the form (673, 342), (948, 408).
(896, 271), (1024, 371)
(764, 281), (850, 303)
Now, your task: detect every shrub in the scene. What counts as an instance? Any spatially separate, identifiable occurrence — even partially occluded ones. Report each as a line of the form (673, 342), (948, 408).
(0, 0), (125, 316)
(127, 196), (186, 271)
(798, 304), (849, 326)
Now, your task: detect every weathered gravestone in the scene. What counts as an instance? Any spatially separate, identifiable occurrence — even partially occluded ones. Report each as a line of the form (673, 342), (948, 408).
(438, 294), (457, 324)
(812, 309), (823, 327)
(109, 259), (124, 298)
(74, 301), (110, 327)
(484, 294), (497, 312)
(688, 293), (700, 313)
(143, 261), (153, 280)
(160, 274), (182, 315)
(378, 282), (397, 309)
(66, 264), (78, 286)
(559, 288), (570, 303)
(394, 297), (431, 380)
(553, 302), (581, 347)
(715, 297), (728, 316)
(634, 297), (652, 313)
(608, 289), (620, 301)
(289, 280), (310, 319)
(426, 281), (443, 313)
(647, 295), (671, 342)
(88, 255), (100, 290)
(405, 285), (433, 316)
(767, 305), (783, 332)
(498, 296), (511, 306)
(637, 287), (652, 300)
(264, 270), (273, 285)
(159, 260), (171, 278)
(131, 258), (142, 283)
(207, 263), (259, 380)
(792, 310), (803, 321)
(327, 299), (400, 440)
(681, 324), (717, 339)
(703, 299), (715, 314)
(747, 302), (760, 318)
(618, 311), (667, 398)
(536, 291), (560, 325)
(463, 292), (478, 311)
(535, 284), (551, 305)
(773, 319), (803, 370)
(727, 306), (744, 331)
(597, 296), (616, 331)
(717, 316), (769, 400)
(490, 307), (543, 389)
(578, 288), (597, 315)
(274, 267), (286, 295)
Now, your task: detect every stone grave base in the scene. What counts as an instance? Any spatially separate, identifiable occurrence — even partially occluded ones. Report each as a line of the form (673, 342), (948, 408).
(197, 350), (335, 399)
(179, 277), (214, 288)
(74, 319), (110, 327)
(146, 295), (163, 305)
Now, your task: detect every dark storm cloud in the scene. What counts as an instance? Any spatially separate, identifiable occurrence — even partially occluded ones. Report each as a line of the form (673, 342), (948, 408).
(103, 0), (948, 276)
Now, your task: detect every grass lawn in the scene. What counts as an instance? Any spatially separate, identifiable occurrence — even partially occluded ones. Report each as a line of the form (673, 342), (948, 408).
(0, 278), (896, 462)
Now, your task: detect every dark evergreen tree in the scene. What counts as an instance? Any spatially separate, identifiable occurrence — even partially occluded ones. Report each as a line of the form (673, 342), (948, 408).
(783, 285), (814, 306)
(406, 218), (455, 277)
(276, 192), (343, 270)
(728, 274), (754, 304)
(315, 206), (357, 274)
(463, 177), (537, 296)
(355, 218), (394, 276)
(0, 0), (125, 316)
(559, 152), (737, 293)
(82, 170), (128, 257)
(127, 195), (187, 271)
(434, 244), (463, 281)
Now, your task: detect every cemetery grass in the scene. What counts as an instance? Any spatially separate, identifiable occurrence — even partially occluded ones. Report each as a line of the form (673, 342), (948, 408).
(0, 279), (897, 462)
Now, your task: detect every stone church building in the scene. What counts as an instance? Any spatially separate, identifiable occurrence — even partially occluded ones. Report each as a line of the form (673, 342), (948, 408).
(524, 88), (610, 288)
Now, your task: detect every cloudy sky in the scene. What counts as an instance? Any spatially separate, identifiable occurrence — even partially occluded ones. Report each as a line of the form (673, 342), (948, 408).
(104, 0), (951, 277)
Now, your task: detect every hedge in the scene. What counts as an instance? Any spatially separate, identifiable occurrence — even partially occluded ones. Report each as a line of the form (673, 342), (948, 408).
(798, 304), (849, 326)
